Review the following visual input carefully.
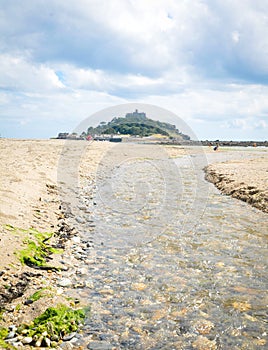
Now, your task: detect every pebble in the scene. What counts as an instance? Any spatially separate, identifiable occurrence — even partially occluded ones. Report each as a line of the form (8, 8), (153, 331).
(76, 216), (85, 224)
(60, 342), (74, 349)
(63, 332), (77, 341)
(44, 337), (51, 347)
(87, 341), (113, 350)
(85, 280), (94, 288)
(51, 334), (60, 342)
(75, 253), (84, 260)
(56, 287), (64, 295)
(22, 336), (33, 344)
(76, 267), (88, 275)
(72, 236), (81, 243)
(5, 331), (16, 340)
(5, 336), (18, 343)
(78, 205), (87, 211)
(35, 335), (43, 347)
(10, 341), (23, 347)
(70, 336), (85, 346)
(58, 278), (72, 287)
(194, 320), (214, 335)
(192, 335), (217, 350)
(98, 334), (114, 341)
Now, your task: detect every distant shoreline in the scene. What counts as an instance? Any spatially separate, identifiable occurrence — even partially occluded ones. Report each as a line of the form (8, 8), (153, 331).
(53, 136), (267, 147)
(160, 140), (268, 147)
(1, 136), (267, 147)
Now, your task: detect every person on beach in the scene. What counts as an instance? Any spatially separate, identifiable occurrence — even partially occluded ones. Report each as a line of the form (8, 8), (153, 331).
(213, 143), (219, 151)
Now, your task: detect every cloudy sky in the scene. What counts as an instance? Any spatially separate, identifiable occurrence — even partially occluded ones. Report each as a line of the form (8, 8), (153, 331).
(0, 0), (268, 140)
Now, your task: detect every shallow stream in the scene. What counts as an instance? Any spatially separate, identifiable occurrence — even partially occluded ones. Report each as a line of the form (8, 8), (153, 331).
(63, 144), (267, 350)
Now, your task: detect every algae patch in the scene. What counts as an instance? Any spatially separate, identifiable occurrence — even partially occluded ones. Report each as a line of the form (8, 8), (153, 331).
(5, 225), (63, 270)
(29, 288), (52, 302)
(32, 304), (87, 335)
(0, 328), (14, 349)
(0, 328), (8, 340)
(1, 305), (89, 348)
(15, 304), (89, 347)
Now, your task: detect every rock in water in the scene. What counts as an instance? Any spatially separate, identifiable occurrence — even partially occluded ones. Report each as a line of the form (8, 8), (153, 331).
(87, 341), (113, 350)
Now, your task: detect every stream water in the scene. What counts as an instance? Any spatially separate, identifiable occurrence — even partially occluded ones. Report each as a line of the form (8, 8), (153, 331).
(62, 144), (267, 350)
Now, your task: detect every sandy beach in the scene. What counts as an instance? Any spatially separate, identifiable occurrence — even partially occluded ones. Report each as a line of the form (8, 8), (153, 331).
(0, 139), (114, 268)
(0, 139), (267, 348)
(0, 139), (113, 348)
(205, 155), (268, 213)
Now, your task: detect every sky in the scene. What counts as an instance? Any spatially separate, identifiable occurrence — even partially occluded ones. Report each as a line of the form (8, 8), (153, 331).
(0, 0), (268, 140)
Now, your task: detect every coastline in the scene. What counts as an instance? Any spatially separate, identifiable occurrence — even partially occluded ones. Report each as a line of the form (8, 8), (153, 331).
(0, 139), (267, 348)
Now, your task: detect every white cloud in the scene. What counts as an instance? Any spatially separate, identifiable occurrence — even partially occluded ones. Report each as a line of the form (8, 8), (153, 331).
(224, 118), (251, 130)
(1, 0), (268, 80)
(231, 31), (240, 44)
(255, 119), (268, 129)
(62, 66), (109, 91)
(0, 54), (65, 92)
(0, 0), (268, 140)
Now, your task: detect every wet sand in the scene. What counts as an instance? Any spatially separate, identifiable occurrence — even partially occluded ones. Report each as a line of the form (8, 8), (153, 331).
(0, 139), (267, 348)
(205, 155), (268, 213)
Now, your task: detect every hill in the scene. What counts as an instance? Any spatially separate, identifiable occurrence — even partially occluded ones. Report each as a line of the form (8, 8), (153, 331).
(85, 110), (190, 139)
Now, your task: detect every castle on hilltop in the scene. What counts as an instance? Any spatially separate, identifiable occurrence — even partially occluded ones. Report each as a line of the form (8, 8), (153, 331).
(125, 109), (146, 119)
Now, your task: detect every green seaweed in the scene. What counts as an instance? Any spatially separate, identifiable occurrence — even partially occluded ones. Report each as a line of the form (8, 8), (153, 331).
(0, 328), (8, 339)
(29, 288), (51, 302)
(0, 328), (15, 349)
(4, 224), (15, 231)
(15, 304), (21, 311)
(33, 305), (86, 334)
(19, 240), (46, 267)
(14, 227), (63, 269)
(17, 304), (89, 343)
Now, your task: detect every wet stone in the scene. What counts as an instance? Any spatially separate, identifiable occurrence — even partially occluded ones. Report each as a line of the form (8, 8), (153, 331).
(10, 341), (23, 348)
(51, 334), (59, 342)
(60, 342), (74, 349)
(6, 331), (16, 339)
(98, 334), (114, 341)
(119, 337), (140, 348)
(44, 337), (51, 347)
(87, 341), (113, 350)
(22, 336), (33, 344)
(63, 332), (77, 341)
(72, 236), (81, 243)
(192, 335), (217, 350)
(76, 216), (85, 224)
(78, 205), (87, 211)
(194, 319), (215, 335)
(70, 337), (85, 346)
